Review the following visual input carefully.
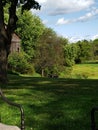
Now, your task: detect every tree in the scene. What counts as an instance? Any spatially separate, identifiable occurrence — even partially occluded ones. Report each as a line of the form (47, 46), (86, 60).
(34, 28), (56, 76)
(34, 27), (66, 77)
(92, 39), (98, 60)
(16, 10), (44, 60)
(75, 40), (92, 63)
(64, 43), (78, 66)
(0, 0), (40, 83)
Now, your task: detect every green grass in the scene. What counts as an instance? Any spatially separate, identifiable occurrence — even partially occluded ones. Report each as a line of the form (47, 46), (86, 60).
(71, 63), (98, 79)
(1, 74), (98, 130)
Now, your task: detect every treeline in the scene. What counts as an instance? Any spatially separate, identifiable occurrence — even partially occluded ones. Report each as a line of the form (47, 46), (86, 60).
(7, 10), (98, 77)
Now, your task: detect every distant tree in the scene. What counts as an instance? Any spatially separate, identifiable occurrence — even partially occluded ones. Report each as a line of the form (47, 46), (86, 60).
(0, 0), (40, 83)
(34, 28), (66, 77)
(64, 43), (78, 66)
(92, 39), (98, 60)
(75, 40), (92, 63)
(34, 28), (57, 77)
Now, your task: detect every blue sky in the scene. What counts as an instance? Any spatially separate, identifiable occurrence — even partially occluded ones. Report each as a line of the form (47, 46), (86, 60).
(32, 0), (98, 42)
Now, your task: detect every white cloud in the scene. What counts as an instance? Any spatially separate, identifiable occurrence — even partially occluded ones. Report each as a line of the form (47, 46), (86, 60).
(40, 0), (95, 15)
(56, 18), (70, 25)
(77, 8), (98, 21)
(68, 36), (84, 43)
(56, 8), (98, 25)
(33, 0), (95, 15)
(67, 34), (98, 43)
(92, 34), (98, 40)
(36, 0), (47, 4)
(42, 19), (48, 24)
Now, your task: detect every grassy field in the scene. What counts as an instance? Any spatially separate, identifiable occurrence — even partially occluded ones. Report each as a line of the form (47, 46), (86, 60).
(0, 74), (98, 130)
(70, 63), (98, 79)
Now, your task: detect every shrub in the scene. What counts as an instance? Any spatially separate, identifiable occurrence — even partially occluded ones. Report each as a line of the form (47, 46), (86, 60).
(60, 67), (72, 78)
(8, 52), (34, 74)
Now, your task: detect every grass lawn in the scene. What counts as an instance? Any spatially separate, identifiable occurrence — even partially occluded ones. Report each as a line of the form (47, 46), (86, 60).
(0, 74), (98, 130)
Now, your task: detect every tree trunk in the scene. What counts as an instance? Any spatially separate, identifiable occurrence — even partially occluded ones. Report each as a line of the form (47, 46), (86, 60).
(0, 50), (8, 84)
(0, 0), (8, 84)
(0, 0), (19, 84)
(0, 27), (11, 84)
(0, 42), (7, 83)
(41, 68), (44, 77)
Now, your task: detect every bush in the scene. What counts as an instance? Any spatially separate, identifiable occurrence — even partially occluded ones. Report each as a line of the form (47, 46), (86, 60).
(60, 67), (72, 78)
(8, 52), (34, 74)
(45, 65), (66, 78)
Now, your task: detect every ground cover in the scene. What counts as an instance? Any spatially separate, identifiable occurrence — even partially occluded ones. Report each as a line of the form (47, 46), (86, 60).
(0, 74), (98, 130)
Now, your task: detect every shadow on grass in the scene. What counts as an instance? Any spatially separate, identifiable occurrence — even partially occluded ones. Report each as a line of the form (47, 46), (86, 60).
(1, 74), (98, 130)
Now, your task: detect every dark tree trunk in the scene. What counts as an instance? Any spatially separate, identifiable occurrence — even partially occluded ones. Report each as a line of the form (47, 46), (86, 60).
(0, 48), (8, 83)
(0, 0), (8, 84)
(0, 0), (18, 84)
(0, 28), (10, 84)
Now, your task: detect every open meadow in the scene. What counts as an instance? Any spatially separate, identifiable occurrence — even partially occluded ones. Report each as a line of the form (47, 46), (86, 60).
(1, 70), (98, 130)
(70, 63), (98, 79)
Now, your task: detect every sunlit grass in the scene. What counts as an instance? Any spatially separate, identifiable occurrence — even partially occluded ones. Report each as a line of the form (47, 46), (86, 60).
(0, 74), (98, 130)
(71, 63), (98, 79)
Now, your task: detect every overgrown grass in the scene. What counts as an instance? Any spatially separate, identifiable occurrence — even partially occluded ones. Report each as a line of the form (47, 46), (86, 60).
(1, 74), (98, 130)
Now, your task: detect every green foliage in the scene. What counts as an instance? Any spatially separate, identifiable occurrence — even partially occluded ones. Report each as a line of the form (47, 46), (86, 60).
(60, 67), (73, 78)
(34, 27), (66, 77)
(75, 40), (92, 63)
(8, 52), (34, 74)
(92, 39), (98, 60)
(4, 3), (9, 24)
(16, 10), (45, 59)
(64, 44), (77, 66)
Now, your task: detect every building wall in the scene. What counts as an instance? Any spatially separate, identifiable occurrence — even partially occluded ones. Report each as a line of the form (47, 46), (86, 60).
(10, 33), (21, 53)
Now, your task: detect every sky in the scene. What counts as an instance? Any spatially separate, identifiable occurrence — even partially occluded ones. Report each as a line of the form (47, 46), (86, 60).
(32, 0), (98, 43)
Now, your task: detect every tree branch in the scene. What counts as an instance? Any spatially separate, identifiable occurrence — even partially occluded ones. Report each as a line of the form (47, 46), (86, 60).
(22, 0), (41, 13)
